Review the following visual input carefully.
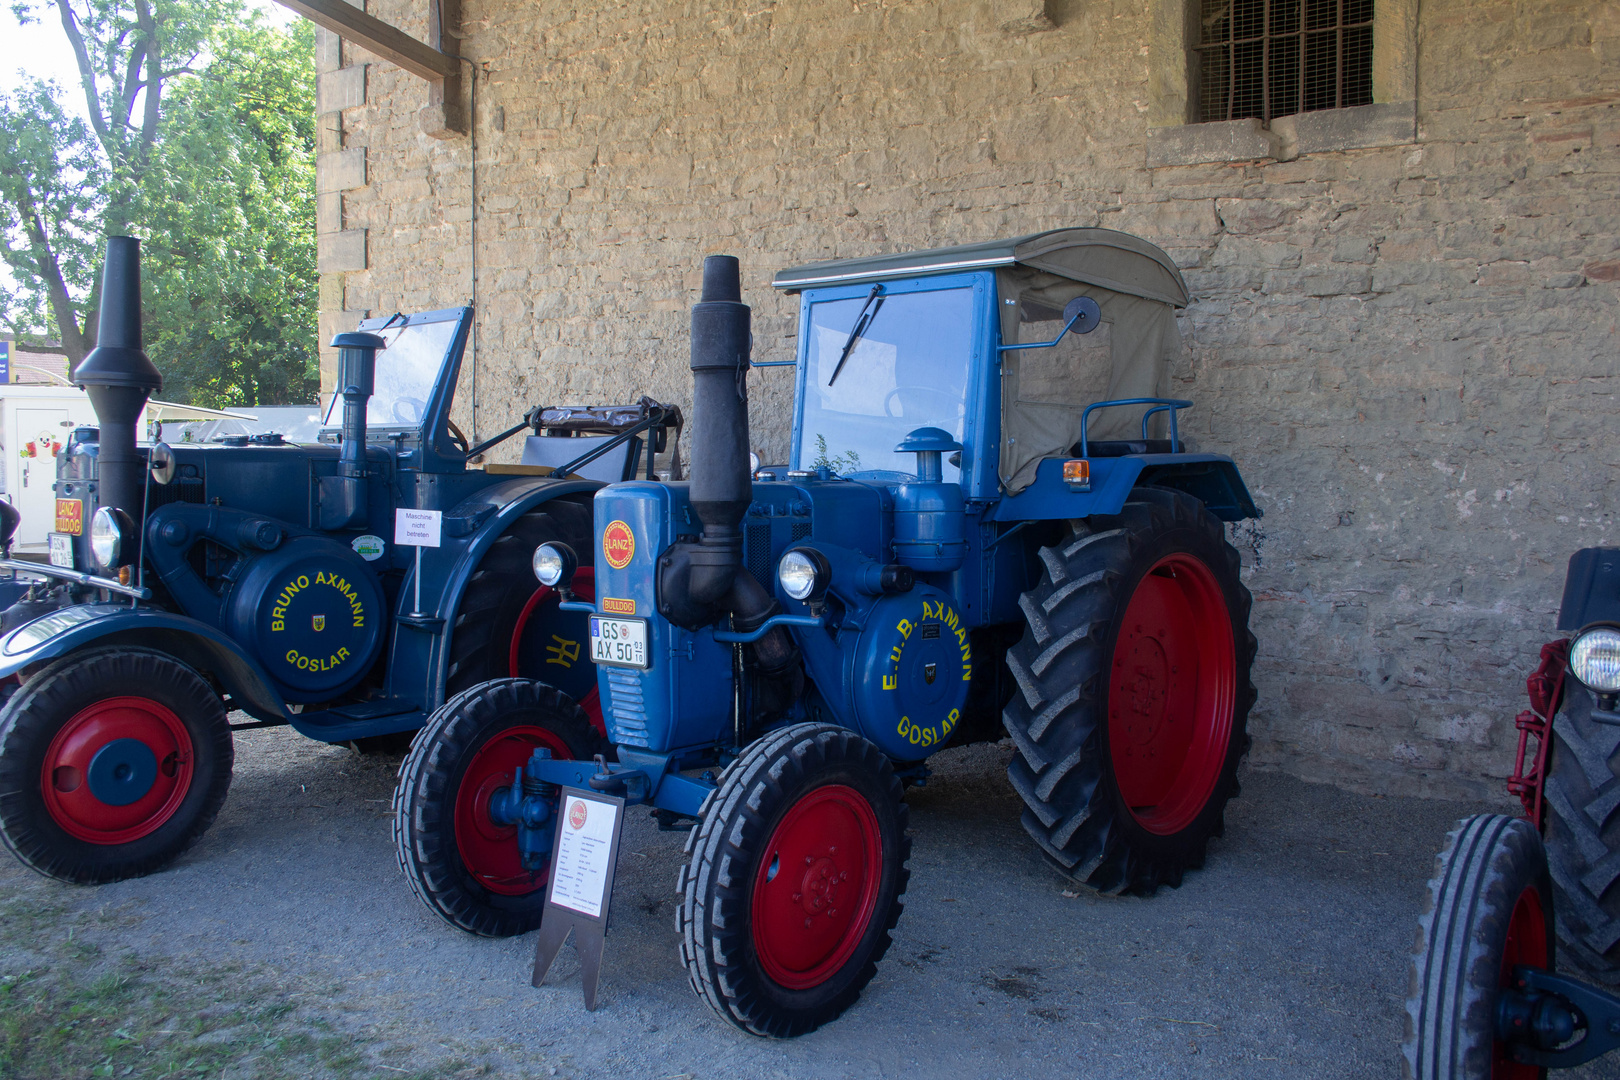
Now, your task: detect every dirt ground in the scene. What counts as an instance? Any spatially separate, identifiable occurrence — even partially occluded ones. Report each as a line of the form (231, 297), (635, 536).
(3, 726), (1617, 1080)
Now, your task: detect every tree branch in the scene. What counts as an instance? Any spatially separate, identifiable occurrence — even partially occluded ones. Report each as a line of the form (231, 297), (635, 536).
(6, 185), (87, 361)
(54, 0), (111, 147)
(133, 0), (161, 152)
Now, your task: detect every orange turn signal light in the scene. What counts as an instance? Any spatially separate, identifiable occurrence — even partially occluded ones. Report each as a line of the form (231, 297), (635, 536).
(1063, 458), (1091, 491)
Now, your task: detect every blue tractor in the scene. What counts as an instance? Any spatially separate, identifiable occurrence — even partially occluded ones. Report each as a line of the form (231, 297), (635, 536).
(395, 232), (1263, 1036)
(0, 237), (678, 885)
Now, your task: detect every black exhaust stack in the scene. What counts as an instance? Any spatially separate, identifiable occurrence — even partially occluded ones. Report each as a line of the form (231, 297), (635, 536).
(659, 256), (799, 706)
(73, 237), (163, 525)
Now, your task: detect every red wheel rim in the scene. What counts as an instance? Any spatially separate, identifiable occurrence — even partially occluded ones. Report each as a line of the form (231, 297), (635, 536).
(454, 725), (573, 896)
(40, 696), (194, 845)
(1106, 553), (1236, 835)
(509, 569), (604, 737)
(1495, 885), (1551, 1080)
(751, 784), (883, 991)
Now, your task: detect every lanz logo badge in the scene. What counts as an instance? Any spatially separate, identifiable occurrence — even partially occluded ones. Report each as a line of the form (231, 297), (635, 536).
(55, 499), (83, 536)
(569, 799), (588, 830)
(602, 520), (635, 570)
(312, 614), (326, 632)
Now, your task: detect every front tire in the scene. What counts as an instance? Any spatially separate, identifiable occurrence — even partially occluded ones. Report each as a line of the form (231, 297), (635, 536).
(1404, 814), (1553, 1080)
(1003, 486), (1256, 894)
(0, 647), (233, 884)
(393, 678), (606, 937)
(678, 723), (910, 1037)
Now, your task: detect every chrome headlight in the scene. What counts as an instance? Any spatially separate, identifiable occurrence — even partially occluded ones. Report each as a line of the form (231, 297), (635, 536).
(1570, 627), (1620, 694)
(90, 506), (134, 571)
(532, 542), (577, 588)
(778, 548), (829, 603)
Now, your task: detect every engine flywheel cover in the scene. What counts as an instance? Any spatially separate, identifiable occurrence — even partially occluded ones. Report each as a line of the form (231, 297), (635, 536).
(852, 585), (972, 759)
(226, 537), (386, 700)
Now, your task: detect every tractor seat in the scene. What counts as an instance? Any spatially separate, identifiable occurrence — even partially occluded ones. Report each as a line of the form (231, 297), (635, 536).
(520, 433), (642, 482)
(1070, 439), (1176, 458)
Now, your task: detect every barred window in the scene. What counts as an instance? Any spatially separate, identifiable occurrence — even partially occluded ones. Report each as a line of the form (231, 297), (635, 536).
(1196, 0), (1374, 124)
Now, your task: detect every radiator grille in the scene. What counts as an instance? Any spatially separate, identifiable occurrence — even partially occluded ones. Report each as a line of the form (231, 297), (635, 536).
(790, 521), (811, 541)
(603, 667), (650, 748)
(746, 521), (773, 585)
(1197, 0), (1373, 124)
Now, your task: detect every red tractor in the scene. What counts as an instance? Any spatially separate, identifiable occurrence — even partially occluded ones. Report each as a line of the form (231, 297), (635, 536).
(1405, 548), (1620, 1077)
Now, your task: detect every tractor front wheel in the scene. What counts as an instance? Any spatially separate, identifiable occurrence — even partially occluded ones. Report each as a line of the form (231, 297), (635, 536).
(678, 723), (910, 1037)
(1404, 814), (1554, 1080)
(0, 648), (233, 883)
(1003, 486), (1256, 894)
(393, 678), (606, 937)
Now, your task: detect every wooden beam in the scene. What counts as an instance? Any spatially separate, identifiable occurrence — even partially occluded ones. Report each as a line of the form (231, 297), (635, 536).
(273, 0), (456, 82)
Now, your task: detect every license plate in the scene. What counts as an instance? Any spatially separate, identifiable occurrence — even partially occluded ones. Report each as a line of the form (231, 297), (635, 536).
(590, 616), (648, 669)
(48, 533), (73, 569)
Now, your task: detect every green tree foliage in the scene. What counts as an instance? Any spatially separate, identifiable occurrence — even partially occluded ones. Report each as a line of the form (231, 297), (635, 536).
(0, 0), (318, 407)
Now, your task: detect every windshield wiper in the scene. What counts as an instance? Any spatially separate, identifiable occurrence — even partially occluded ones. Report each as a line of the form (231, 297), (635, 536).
(827, 284), (884, 387)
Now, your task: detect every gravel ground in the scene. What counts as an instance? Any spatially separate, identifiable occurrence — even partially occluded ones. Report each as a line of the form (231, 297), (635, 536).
(4, 725), (1618, 1080)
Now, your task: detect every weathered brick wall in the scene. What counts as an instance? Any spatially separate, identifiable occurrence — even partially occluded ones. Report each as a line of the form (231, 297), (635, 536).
(317, 0), (1620, 801)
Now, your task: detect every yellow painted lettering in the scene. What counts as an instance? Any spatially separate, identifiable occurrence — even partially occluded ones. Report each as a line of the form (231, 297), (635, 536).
(271, 620), (284, 631)
(883, 674), (897, 690)
(898, 619), (912, 639)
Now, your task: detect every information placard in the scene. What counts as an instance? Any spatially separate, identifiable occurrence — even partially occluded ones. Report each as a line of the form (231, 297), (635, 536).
(530, 786), (626, 1011)
(394, 508), (442, 547)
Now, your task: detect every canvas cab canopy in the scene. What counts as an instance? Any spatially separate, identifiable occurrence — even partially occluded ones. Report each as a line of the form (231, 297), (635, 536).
(774, 229), (1191, 494)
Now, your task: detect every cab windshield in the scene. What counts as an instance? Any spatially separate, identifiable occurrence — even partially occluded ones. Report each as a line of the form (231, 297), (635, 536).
(796, 285), (974, 480)
(322, 317), (457, 429)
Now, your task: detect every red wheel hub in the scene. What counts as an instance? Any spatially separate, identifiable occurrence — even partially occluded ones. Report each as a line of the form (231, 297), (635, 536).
(1106, 553), (1236, 835)
(41, 696), (194, 845)
(1495, 885), (1551, 1080)
(751, 785), (882, 990)
(454, 725), (573, 896)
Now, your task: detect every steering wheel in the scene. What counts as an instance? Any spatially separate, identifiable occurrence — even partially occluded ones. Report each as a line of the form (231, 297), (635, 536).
(884, 385), (963, 419)
(446, 418), (470, 454)
(390, 397), (426, 424)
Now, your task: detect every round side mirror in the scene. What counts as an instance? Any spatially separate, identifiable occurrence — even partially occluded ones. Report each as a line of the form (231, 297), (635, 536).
(1062, 296), (1102, 336)
(150, 441), (176, 485)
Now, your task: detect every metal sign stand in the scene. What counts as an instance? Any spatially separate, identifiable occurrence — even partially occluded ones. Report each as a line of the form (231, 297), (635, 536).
(530, 786), (626, 1011)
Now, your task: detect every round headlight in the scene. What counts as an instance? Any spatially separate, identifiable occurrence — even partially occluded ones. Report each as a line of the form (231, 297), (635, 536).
(532, 542), (577, 588)
(1570, 627), (1620, 694)
(90, 506), (133, 571)
(778, 548), (828, 602)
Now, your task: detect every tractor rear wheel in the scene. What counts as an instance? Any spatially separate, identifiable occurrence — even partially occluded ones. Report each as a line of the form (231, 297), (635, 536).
(0, 647), (233, 884)
(678, 723), (910, 1037)
(1403, 814), (1553, 1080)
(1542, 683), (1620, 982)
(1003, 486), (1255, 894)
(393, 678), (606, 937)
(446, 500), (600, 729)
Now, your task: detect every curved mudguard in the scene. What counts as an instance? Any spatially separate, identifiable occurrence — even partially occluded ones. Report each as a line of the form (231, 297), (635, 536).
(991, 453), (1261, 523)
(0, 604), (290, 723)
(410, 476), (601, 703)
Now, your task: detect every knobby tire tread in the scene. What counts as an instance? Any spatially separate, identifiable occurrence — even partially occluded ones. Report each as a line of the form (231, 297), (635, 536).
(1543, 683), (1620, 981)
(1001, 486), (1256, 895)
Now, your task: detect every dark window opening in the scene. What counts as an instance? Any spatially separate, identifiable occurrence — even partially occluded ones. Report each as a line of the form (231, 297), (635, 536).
(1196, 0), (1373, 124)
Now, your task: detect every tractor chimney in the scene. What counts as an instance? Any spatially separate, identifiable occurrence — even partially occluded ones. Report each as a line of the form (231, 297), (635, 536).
(686, 255), (752, 605)
(73, 237), (163, 525)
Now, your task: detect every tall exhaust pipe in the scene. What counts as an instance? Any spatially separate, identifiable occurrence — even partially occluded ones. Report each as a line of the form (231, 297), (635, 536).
(686, 255), (753, 605)
(73, 236), (163, 525)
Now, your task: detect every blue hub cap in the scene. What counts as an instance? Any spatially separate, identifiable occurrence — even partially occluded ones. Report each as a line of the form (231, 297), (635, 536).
(86, 737), (159, 806)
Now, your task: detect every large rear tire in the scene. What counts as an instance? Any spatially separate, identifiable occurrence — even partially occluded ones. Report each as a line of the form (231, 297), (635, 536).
(0, 648), (232, 884)
(678, 723), (910, 1037)
(393, 678), (606, 937)
(1542, 682), (1620, 982)
(1404, 814), (1553, 1080)
(1003, 486), (1255, 894)
(446, 501), (599, 728)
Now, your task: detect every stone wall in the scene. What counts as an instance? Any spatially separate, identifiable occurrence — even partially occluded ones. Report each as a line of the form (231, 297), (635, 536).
(316, 0), (1620, 801)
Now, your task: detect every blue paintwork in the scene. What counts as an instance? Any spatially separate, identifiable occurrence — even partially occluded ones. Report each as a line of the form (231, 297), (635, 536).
(87, 738), (156, 806)
(16, 304), (605, 745)
(991, 454), (1261, 523)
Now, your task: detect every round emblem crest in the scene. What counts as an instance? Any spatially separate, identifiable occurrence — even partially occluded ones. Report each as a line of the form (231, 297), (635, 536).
(569, 799), (588, 830)
(602, 520), (635, 570)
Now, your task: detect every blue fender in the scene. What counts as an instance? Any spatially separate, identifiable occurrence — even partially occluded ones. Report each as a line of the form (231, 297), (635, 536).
(991, 454), (1261, 524)
(417, 477), (602, 704)
(0, 604), (290, 723)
